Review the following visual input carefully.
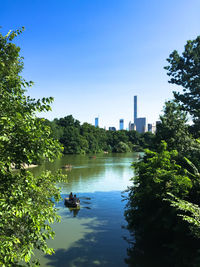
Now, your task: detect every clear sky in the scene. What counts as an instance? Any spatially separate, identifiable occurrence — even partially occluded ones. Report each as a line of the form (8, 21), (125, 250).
(1, 0), (200, 129)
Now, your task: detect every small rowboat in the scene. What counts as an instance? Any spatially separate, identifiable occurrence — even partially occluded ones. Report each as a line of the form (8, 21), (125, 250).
(64, 198), (80, 208)
(62, 164), (72, 170)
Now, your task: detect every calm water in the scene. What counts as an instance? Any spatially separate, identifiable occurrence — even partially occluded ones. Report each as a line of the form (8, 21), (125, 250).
(32, 153), (137, 267)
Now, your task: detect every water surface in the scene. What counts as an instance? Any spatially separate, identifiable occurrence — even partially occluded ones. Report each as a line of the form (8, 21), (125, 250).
(33, 153), (137, 266)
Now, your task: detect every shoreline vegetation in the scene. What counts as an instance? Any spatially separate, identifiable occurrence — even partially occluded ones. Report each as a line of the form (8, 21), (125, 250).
(124, 36), (200, 267)
(43, 115), (156, 155)
(11, 163), (38, 169)
(0, 29), (67, 266)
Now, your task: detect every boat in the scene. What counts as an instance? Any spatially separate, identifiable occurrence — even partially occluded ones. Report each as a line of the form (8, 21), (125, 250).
(62, 164), (72, 170)
(64, 197), (80, 208)
(89, 155), (96, 159)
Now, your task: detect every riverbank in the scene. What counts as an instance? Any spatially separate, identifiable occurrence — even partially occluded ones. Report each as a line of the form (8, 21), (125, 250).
(11, 163), (38, 169)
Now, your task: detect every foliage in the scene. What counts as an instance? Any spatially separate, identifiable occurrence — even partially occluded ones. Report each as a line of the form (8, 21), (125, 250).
(156, 101), (197, 148)
(166, 158), (200, 238)
(49, 117), (154, 154)
(156, 100), (200, 170)
(125, 35), (200, 266)
(139, 131), (155, 150)
(165, 35), (200, 136)
(125, 142), (193, 230)
(0, 29), (67, 266)
(81, 122), (107, 153)
(125, 142), (200, 266)
(113, 141), (131, 153)
(167, 193), (200, 236)
(156, 101), (189, 150)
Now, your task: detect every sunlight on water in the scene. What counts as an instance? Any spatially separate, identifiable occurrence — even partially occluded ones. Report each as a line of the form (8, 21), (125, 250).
(32, 153), (137, 267)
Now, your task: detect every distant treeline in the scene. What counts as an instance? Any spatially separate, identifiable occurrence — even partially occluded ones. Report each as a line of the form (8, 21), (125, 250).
(44, 115), (155, 154)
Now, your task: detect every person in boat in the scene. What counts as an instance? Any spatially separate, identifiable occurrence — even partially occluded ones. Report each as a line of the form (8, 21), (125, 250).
(73, 194), (80, 204)
(69, 192), (73, 201)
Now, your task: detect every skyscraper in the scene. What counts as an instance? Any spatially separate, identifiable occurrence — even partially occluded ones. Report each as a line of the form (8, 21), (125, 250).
(135, 117), (146, 133)
(95, 117), (99, 127)
(128, 121), (135, 131)
(109, 127), (116, 131)
(119, 119), (124, 130)
(134, 95), (137, 123)
(133, 95), (147, 133)
(148, 123), (152, 132)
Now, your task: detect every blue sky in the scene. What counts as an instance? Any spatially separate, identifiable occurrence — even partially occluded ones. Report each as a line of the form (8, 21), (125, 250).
(1, 0), (200, 129)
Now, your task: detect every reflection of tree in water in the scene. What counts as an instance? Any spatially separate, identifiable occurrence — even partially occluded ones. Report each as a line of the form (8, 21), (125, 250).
(124, 214), (200, 267)
(45, 191), (128, 267)
(123, 185), (200, 266)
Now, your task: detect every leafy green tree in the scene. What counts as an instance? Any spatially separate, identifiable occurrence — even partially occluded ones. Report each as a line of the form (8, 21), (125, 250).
(156, 101), (191, 151)
(125, 142), (200, 266)
(168, 193), (200, 237)
(96, 127), (108, 151)
(49, 118), (64, 140)
(165, 157), (200, 238)
(156, 101), (200, 169)
(55, 116), (85, 154)
(125, 35), (200, 267)
(81, 123), (102, 153)
(109, 130), (130, 152)
(139, 131), (155, 150)
(49, 114), (151, 154)
(0, 29), (67, 266)
(113, 141), (131, 153)
(127, 130), (141, 144)
(165, 36), (200, 136)
(126, 130), (142, 151)
(57, 115), (80, 129)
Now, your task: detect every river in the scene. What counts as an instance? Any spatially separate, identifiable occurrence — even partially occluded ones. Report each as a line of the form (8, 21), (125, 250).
(31, 152), (137, 267)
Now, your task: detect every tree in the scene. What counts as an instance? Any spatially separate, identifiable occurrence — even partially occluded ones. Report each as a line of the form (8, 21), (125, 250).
(113, 141), (131, 153)
(139, 131), (155, 150)
(125, 142), (200, 266)
(164, 36), (200, 136)
(0, 29), (67, 266)
(156, 101), (190, 151)
(166, 157), (200, 239)
(54, 116), (85, 154)
(125, 35), (200, 267)
(156, 101), (200, 169)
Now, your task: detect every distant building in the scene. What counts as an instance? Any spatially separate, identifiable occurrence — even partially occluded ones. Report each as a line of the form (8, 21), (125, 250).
(95, 117), (99, 127)
(128, 121), (135, 131)
(133, 95), (147, 133)
(128, 121), (132, 131)
(135, 117), (146, 133)
(148, 123), (152, 132)
(134, 95), (137, 123)
(109, 127), (116, 131)
(119, 119), (124, 130)
(152, 125), (156, 134)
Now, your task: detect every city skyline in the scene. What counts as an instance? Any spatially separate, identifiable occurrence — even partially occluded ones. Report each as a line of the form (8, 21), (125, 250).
(95, 95), (151, 131)
(1, 0), (200, 129)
